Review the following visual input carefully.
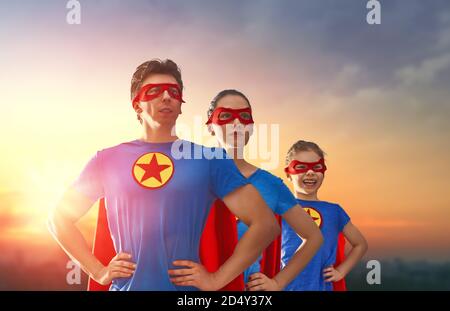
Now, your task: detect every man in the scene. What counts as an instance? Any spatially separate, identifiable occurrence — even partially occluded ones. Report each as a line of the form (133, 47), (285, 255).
(48, 59), (279, 291)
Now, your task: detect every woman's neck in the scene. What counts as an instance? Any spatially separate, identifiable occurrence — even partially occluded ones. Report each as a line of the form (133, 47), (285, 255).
(224, 147), (258, 178)
(233, 158), (248, 170)
(225, 146), (244, 160)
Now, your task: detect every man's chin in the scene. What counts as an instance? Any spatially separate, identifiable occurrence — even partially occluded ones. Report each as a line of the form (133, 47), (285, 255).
(153, 116), (178, 125)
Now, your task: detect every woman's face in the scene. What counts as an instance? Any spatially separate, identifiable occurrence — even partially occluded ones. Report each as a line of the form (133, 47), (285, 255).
(209, 94), (253, 150)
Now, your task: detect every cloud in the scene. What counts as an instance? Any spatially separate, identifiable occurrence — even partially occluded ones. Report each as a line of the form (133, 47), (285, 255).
(396, 53), (450, 86)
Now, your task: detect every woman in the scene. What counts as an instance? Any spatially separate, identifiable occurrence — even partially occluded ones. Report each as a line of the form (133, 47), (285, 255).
(200, 89), (323, 291)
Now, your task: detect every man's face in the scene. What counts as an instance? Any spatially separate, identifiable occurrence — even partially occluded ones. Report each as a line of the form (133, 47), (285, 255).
(133, 73), (182, 126)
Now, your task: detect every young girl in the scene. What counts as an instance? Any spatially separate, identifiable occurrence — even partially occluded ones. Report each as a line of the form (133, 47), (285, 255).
(282, 140), (368, 290)
(200, 90), (323, 291)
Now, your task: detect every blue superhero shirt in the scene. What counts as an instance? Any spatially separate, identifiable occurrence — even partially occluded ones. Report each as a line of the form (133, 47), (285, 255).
(71, 139), (248, 291)
(282, 199), (350, 291)
(236, 169), (298, 283)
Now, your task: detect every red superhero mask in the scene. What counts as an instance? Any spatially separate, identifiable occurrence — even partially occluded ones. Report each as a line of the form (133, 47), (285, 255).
(206, 107), (254, 125)
(284, 158), (327, 175)
(132, 83), (185, 105)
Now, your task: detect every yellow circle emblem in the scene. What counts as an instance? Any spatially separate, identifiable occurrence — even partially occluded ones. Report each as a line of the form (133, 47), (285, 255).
(303, 207), (323, 228)
(132, 152), (174, 189)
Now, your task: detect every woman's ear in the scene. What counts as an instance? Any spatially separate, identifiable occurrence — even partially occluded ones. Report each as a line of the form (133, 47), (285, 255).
(207, 124), (215, 136)
(247, 124), (254, 137)
(133, 102), (143, 114)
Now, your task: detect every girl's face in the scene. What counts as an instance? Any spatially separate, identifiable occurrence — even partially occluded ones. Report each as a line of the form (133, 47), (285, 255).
(288, 150), (325, 196)
(209, 95), (253, 150)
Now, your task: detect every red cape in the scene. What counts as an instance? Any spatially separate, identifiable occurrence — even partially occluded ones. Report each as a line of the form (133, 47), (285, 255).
(87, 198), (347, 291)
(332, 232), (347, 291)
(88, 198), (115, 291)
(199, 200), (283, 291)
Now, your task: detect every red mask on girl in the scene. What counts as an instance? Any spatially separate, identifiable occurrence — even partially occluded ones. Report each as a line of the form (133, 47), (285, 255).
(284, 158), (327, 175)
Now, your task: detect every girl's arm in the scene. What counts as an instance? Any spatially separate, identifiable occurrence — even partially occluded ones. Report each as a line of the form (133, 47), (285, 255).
(323, 222), (368, 282)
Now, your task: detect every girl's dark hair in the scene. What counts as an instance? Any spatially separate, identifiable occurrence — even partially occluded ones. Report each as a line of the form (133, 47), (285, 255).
(207, 89), (251, 119)
(285, 140), (326, 165)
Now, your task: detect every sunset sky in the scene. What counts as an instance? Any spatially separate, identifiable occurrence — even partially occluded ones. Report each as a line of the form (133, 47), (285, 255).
(1, 0), (450, 271)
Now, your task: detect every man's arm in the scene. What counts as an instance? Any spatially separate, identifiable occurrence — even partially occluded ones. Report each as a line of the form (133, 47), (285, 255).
(169, 184), (279, 290)
(47, 188), (135, 285)
(214, 184), (280, 287)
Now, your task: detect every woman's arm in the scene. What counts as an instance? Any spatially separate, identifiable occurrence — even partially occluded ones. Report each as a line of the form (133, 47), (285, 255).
(247, 205), (323, 291)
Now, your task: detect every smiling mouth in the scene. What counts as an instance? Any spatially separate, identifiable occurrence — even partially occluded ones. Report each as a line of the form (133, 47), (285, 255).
(302, 179), (317, 186)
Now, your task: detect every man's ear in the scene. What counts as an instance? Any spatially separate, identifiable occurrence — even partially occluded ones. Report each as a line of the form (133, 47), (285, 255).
(176, 102), (182, 115)
(207, 124), (215, 136)
(286, 173), (292, 181)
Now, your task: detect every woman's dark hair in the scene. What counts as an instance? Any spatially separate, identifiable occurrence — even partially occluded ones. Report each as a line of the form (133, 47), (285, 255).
(207, 89), (251, 119)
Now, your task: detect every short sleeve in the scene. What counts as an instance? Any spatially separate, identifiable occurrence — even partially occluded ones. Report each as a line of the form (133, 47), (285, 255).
(275, 179), (298, 215)
(336, 205), (351, 232)
(70, 151), (105, 202)
(209, 149), (249, 200)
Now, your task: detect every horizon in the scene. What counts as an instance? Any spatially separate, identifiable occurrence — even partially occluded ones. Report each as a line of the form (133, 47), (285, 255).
(1, 0), (450, 289)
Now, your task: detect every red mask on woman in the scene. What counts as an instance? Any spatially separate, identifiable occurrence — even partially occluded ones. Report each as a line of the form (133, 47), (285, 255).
(206, 107), (254, 125)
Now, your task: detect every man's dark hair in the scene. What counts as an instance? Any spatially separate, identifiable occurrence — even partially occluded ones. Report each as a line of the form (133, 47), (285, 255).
(130, 59), (183, 122)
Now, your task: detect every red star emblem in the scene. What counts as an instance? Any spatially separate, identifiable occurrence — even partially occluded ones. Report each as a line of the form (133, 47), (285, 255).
(136, 154), (170, 183)
(303, 207), (322, 228)
(306, 208), (320, 222)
